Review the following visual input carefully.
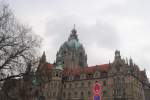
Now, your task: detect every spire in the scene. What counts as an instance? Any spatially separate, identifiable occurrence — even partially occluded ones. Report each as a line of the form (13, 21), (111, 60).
(74, 24), (75, 29)
(40, 51), (46, 62)
(129, 57), (133, 66)
(71, 24), (77, 34)
(25, 61), (31, 74)
(115, 50), (121, 60)
(68, 24), (78, 41)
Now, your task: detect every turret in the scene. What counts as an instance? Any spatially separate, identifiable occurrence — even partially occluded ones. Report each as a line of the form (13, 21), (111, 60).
(129, 57), (133, 67)
(36, 51), (47, 73)
(115, 50), (121, 60)
(40, 51), (46, 63)
(48, 65), (63, 100)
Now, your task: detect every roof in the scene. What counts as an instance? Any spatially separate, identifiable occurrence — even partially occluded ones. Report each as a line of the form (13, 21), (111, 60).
(63, 64), (111, 76)
(47, 63), (53, 70)
(46, 63), (147, 81)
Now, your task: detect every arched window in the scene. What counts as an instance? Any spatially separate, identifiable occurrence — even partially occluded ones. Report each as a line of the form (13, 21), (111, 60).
(88, 81), (91, 87)
(75, 91), (77, 97)
(94, 72), (99, 78)
(81, 82), (84, 87)
(63, 92), (66, 98)
(81, 91), (84, 97)
(68, 92), (71, 98)
(64, 84), (66, 88)
(88, 91), (91, 97)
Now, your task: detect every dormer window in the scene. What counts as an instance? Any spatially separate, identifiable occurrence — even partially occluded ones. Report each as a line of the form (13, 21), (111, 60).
(80, 73), (86, 79)
(94, 71), (100, 78)
(87, 74), (93, 79)
(100, 72), (108, 78)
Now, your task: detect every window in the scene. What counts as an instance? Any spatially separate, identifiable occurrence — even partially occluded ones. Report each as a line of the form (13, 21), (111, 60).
(87, 74), (93, 79)
(117, 66), (121, 72)
(69, 83), (72, 88)
(81, 82), (84, 87)
(88, 81), (91, 87)
(54, 82), (57, 87)
(68, 92), (71, 98)
(95, 72), (99, 78)
(51, 82), (53, 87)
(64, 51), (66, 55)
(81, 91), (84, 97)
(49, 92), (51, 97)
(59, 72), (62, 77)
(80, 74), (85, 79)
(75, 91), (77, 97)
(64, 84), (66, 88)
(103, 80), (106, 86)
(88, 91), (91, 97)
(63, 92), (66, 98)
(75, 83), (78, 87)
(56, 72), (59, 77)
(53, 92), (56, 97)
(103, 91), (107, 96)
(100, 72), (108, 78)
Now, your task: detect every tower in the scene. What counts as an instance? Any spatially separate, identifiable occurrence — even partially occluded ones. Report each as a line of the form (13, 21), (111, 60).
(49, 66), (63, 100)
(56, 27), (87, 69)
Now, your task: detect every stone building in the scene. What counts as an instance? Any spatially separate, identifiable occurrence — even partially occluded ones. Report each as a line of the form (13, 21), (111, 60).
(0, 27), (150, 100)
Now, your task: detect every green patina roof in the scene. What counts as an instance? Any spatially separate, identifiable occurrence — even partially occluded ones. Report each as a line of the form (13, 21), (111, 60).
(55, 61), (63, 70)
(67, 39), (81, 49)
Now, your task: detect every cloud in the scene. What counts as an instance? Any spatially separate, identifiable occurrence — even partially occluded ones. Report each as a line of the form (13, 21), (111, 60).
(7, 0), (150, 79)
(44, 15), (120, 66)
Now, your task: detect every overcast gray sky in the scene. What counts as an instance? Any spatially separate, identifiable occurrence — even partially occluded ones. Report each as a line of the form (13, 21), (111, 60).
(6, 0), (150, 79)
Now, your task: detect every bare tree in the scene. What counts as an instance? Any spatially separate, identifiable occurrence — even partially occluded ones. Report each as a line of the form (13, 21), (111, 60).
(0, 2), (41, 81)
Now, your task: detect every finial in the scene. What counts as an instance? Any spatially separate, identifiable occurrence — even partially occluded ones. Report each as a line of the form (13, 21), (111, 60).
(74, 24), (75, 29)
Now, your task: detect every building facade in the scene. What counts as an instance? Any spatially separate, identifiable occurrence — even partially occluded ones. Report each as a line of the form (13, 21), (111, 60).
(1, 28), (150, 100)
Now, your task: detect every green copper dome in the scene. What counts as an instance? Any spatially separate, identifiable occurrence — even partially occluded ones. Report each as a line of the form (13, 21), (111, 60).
(67, 39), (81, 49)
